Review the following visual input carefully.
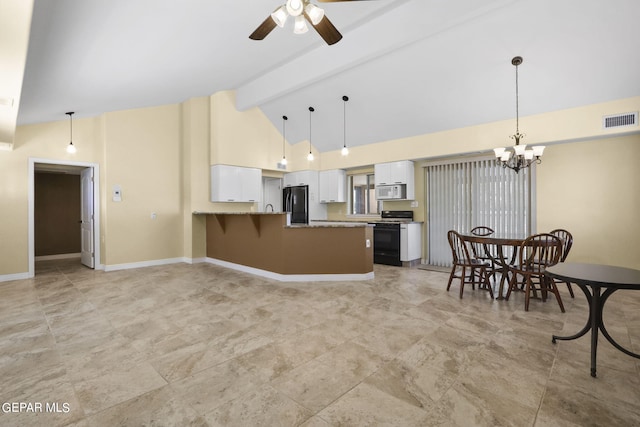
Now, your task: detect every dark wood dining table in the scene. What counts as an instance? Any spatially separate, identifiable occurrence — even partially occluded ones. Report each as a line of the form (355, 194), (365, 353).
(460, 233), (527, 299)
(545, 262), (640, 377)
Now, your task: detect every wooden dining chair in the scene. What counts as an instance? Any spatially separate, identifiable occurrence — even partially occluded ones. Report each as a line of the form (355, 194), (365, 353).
(550, 229), (574, 297)
(506, 233), (564, 312)
(469, 226), (496, 278)
(446, 230), (494, 299)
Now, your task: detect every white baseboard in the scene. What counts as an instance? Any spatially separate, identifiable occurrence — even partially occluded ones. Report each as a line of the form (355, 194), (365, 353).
(3, 257), (374, 283)
(104, 257), (187, 272)
(0, 272), (30, 283)
(205, 257), (374, 282)
(35, 253), (81, 261)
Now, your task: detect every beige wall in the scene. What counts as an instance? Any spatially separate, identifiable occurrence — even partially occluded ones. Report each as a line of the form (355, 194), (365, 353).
(1, 91), (639, 278)
(537, 135), (640, 268)
(0, 116), (103, 275)
(102, 105), (183, 266)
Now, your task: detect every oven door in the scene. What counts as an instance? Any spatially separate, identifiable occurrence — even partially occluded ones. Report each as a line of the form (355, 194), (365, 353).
(372, 223), (401, 266)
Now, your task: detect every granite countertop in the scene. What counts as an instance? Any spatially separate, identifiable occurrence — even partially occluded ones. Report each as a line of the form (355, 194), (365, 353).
(287, 221), (373, 228)
(193, 211), (285, 215)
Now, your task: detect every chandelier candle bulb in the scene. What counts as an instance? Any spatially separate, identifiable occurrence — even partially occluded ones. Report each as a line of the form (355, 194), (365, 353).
(532, 146), (545, 157)
(513, 144), (527, 156)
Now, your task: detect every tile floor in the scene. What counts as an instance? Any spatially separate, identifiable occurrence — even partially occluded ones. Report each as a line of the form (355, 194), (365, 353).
(1, 259), (639, 426)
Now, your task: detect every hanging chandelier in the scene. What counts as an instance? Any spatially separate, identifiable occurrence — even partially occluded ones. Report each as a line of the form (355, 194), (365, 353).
(493, 56), (544, 173)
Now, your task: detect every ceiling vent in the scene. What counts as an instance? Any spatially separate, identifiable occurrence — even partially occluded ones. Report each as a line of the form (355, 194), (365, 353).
(602, 112), (638, 129)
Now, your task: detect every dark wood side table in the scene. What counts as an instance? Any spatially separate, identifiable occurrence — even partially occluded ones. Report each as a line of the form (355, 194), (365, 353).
(545, 262), (640, 377)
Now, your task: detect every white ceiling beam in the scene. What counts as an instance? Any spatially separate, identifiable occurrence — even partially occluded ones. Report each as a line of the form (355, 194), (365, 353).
(0, 0), (34, 147)
(235, 0), (518, 111)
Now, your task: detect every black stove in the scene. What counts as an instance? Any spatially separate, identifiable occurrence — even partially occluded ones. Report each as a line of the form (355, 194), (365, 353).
(380, 210), (414, 222)
(370, 211), (414, 266)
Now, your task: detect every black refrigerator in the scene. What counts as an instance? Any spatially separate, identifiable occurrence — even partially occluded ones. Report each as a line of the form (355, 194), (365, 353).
(283, 185), (309, 224)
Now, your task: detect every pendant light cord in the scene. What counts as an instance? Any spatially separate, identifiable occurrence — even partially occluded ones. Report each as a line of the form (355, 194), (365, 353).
(282, 115), (287, 159)
(515, 63), (519, 135)
(343, 96), (347, 148)
(308, 107), (314, 153)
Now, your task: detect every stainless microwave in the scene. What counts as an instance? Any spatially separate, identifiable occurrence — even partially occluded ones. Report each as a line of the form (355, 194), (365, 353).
(376, 184), (407, 200)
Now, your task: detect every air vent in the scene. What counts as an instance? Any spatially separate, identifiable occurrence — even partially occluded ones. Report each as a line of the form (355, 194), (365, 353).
(603, 112), (638, 129)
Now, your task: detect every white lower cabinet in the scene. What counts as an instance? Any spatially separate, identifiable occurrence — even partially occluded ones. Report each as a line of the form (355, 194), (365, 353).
(210, 165), (261, 202)
(400, 223), (421, 262)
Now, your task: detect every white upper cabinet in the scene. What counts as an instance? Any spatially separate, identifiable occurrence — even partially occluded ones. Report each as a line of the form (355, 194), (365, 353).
(374, 160), (415, 200)
(375, 160), (414, 186)
(283, 170), (317, 187)
(319, 169), (346, 203)
(210, 165), (261, 202)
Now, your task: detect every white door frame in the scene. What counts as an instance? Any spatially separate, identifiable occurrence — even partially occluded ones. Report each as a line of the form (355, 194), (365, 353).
(28, 158), (101, 277)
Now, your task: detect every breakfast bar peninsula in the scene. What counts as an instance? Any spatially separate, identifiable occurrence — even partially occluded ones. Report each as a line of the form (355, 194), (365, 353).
(195, 212), (374, 281)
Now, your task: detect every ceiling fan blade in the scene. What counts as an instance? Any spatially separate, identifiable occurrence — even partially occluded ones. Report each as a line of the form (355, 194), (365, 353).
(305, 12), (343, 45)
(316, 0), (376, 2)
(249, 16), (277, 40)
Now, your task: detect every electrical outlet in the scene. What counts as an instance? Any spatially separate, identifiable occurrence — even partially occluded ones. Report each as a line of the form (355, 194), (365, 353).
(151, 212), (157, 220)
(410, 200), (418, 208)
(366, 239), (371, 248)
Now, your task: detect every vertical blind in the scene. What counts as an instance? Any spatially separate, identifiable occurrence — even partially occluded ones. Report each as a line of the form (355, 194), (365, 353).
(427, 159), (531, 267)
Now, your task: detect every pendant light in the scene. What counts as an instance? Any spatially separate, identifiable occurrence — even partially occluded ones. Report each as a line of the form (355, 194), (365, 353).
(341, 95), (349, 156)
(493, 56), (544, 173)
(281, 115), (288, 166)
(307, 107), (314, 161)
(65, 112), (77, 153)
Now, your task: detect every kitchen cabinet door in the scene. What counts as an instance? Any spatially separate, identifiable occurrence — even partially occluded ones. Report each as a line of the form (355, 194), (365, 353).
(319, 169), (346, 203)
(241, 167), (261, 202)
(374, 163), (392, 186)
(211, 165), (261, 202)
(400, 223), (421, 261)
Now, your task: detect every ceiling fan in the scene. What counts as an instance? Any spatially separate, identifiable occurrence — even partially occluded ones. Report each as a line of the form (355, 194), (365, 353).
(249, 0), (372, 46)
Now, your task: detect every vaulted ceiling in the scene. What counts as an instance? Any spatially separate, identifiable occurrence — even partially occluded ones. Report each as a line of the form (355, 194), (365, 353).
(4, 0), (640, 152)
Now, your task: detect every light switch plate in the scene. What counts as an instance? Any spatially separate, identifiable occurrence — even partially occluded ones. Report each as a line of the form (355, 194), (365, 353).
(113, 185), (122, 202)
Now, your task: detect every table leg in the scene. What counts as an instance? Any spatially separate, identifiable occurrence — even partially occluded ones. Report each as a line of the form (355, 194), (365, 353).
(599, 288), (640, 360)
(494, 245), (509, 300)
(553, 283), (593, 343)
(590, 286), (601, 377)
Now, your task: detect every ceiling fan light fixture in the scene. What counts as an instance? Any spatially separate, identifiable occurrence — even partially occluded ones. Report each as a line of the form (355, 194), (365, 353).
(293, 15), (309, 34)
(286, 0), (304, 17)
(271, 6), (288, 28)
(305, 3), (325, 25)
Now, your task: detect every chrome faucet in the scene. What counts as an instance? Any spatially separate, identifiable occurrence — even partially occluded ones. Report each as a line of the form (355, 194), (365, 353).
(265, 203), (274, 212)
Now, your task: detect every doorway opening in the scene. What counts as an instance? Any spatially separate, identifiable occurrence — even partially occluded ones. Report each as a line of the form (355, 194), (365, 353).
(28, 158), (100, 277)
